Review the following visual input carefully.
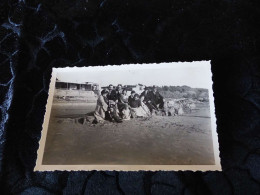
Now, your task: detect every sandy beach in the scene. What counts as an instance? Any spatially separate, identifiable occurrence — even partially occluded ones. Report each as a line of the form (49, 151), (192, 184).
(42, 102), (215, 165)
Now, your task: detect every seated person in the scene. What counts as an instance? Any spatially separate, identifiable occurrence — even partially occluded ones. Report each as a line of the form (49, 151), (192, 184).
(118, 89), (131, 120)
(146, 86), (165, 112)
(107, 84), (118, 101)
(140, 95), (151, 116)
(129, 94), (149, 118)
(106, 84), (122, 123)
(128, 90), (136, 106)
(140, 87), (150, 102)
(118, 89), (129, 106)
(94, 89), (109, 123)
(116, 84), (123, 97)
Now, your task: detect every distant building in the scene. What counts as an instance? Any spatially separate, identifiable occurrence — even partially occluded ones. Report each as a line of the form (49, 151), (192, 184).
(124, 84), (146, 94)
(54, 79), (100, 102)
(55, 80), (99, 93)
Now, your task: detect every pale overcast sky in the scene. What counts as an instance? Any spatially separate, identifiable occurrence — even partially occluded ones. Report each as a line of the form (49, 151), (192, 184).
(54, 61), (212, 89)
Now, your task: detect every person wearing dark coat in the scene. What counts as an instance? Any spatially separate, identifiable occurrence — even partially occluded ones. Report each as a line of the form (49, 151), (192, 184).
(106, 84), (122, 123)
(107, 84), (118, 101)
(129, 94), (149, 118)
(117, 89), (131, 120)
(128, 90), (136, 106)
(146, 87), (164, 111)
(129, 94), (141, 108)
(116, 84), (123, 100)
(140, 87), (150, 102)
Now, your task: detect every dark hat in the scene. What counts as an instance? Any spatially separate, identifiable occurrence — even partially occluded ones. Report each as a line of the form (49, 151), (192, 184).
(131, 90), (136, 94)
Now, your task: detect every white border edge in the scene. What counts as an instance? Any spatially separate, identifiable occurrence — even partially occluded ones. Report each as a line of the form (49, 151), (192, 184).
(34, 61), (222, 172)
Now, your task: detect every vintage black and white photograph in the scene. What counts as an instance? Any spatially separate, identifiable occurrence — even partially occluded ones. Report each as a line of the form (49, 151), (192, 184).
(35, 62), (220, 171)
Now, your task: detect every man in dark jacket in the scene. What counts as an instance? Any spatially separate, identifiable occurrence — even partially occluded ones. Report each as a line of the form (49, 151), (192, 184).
(107, 84), (118, 101)
(128, 90), (136, 106)
(140, 87), (150, 102)
(146, 86), (164, 112)
(106, 84), (122, 123)
(116, 84), (123, 99)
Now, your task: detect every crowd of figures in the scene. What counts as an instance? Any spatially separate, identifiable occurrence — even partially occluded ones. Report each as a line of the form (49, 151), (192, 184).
(94, 84), (166, 123)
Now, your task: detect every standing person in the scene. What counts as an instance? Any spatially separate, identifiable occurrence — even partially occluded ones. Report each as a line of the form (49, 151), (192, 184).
(94, 89), (109, 123)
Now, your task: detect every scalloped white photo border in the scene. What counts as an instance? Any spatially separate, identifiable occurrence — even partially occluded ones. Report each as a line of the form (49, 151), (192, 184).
(34, 61), (221, 171)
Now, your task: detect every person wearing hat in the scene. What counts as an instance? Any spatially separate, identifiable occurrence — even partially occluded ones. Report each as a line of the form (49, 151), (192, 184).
(94, 89), (109, 123)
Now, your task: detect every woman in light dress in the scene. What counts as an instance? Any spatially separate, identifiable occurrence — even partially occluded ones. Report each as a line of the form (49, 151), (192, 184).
(94, 90), (109, 122)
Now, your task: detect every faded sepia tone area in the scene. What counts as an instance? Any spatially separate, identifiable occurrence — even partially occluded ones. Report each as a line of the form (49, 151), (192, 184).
(40, 63), (216, 166)
(43, 100), (214, 165)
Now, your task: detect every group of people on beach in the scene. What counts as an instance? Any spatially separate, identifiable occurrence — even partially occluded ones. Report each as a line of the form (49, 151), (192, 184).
(94, 84), (165, 123)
